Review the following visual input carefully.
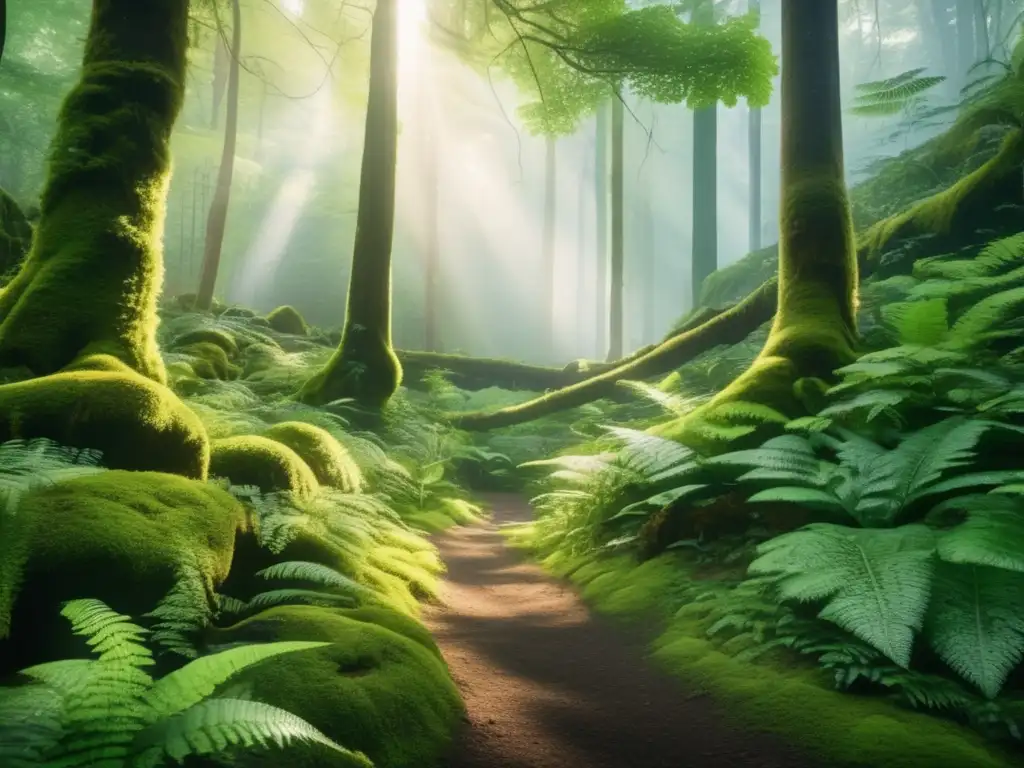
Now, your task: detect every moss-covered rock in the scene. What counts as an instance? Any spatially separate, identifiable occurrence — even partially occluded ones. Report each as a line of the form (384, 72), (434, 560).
(208, 605), (463, 768)
(263, 421), (364, 492)
(177, 341), (239, 381)
(170, 327), (239, 357)
(0, 471), (246, 673)
(265, 305), (309, 336)
(209, 434), (319, 497)
(0, 356), (209, 477)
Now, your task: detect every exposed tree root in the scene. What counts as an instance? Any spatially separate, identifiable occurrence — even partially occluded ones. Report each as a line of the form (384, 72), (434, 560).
(447, 281), (778, 431)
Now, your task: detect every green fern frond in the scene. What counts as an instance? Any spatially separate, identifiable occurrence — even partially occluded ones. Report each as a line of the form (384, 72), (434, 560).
(256, 561), (374, 595)
(951, 284), (1024, 346)
(616, 379), (709, 415)
(134, 698), (368, 768)
(750, 524), (937, 667)
(881, 299), (949, 345)
(936, 495), (1024, 572)
(925, 562), (1024, 699)
(147, 641), (330, 720)
(144, 559), (212, 660)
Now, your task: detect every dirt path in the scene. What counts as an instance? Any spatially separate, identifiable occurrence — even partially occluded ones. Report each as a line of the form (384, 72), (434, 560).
(423, 493), (822, 768)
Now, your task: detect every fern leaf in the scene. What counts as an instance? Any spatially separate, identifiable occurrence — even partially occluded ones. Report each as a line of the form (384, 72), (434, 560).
(609, 485), (710, 520)
(256, 561), (374, 596)
(747, 487), (847, 512)
(937, 496), (1024, 572)
(133, 698), (368, 768)
(146, 641), (330, 720)
(925, 562), (1024, 699)
(750, 524), (936, 667)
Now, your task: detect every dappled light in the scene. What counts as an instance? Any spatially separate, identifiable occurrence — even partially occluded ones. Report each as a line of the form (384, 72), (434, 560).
(2, 1), (1024, 767)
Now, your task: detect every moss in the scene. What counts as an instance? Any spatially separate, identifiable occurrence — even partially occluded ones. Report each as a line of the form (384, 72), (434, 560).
(209, 434), (319, 497)
(170, 327), (239, 357)
(265, 305), (309, 336)
(542, 553), (1017, 768)
(209, 605), (463, 768)
(298, 325), (404, 410)
(0, 188), (32, 281)
(334, 605), (443, 659)
(0, 0), (190, 383)
(0, 470), (245, 672)
(263, 421), (364, 492)
(0, 357), (209, 477)
(176, 341), (239, 381)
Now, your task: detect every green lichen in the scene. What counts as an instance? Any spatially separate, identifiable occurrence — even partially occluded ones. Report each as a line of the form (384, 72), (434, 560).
(209, 434), (319, 497)
(0, 470), (245, 671)
(0, 0), (189, 382)
(263, 421), (364, 493)
(0, 355), (209, 477)
(265, 305), (310, 336)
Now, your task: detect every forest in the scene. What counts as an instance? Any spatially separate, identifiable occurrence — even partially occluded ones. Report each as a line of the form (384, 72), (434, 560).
(1, 0), (1024, 766)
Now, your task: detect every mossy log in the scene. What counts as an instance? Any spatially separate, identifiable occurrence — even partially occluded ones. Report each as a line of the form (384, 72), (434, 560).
(0, 0), (188, 382)
(448, 281), (778, 430)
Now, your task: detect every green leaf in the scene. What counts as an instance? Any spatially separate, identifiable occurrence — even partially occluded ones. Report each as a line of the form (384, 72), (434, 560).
(147, 641), (331, 719)
(750, 524), (936, 667)
(925, 562), (1024, 699)
(746, 487), (846, 511)
(937, 499), (1024, 572)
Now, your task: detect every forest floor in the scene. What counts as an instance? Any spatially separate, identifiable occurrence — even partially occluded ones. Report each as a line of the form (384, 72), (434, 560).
(424, 493), (823, 768)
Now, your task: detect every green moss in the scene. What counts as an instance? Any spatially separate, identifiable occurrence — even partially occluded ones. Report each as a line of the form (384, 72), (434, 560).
(176, 341), (239, 381)
(1, 470), (245, 670)
(0, 357), (209, 477)
(335, 605), (443, 659)
(541, 552), (1018, 768)
(298, 325), (403, 410)
(210, 605), (463, 768)
(170, 327), (239, 357)
(263, 421), (364, 492)
(209, 435), (319, 497)
(0, 0), (190, 383)
(265, 305), (309, 336)
(0, 188), (32, 281)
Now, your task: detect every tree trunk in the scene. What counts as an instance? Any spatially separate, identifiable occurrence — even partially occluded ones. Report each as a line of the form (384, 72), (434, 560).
(660, 0), (857, 446)
(973, 0), (989, 63)
(211, 27), (229, 130)
(298, 0), (402, 408)
(691, 0), (718, 308)
(576, 137), (589, 353)
(639, 187), (656, 346)
(749, 0), (762, 254)
(195, 0), (241, 312)
(543, 135), (557, 359)
(0, 0), (188, 381)
(956, 0), (976, 82)
(608, 93), (625, 361)
(423, 64), (441, 352)
(594, 102), (609, 359)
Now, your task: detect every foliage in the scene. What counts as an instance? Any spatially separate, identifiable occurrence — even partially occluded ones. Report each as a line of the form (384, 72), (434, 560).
(0, 598), (363, 768)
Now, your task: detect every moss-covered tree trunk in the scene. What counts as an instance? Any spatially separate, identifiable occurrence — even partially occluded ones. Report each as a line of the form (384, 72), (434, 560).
(0, 0), (189, 382)
(299, 0), (402, 408)
(608, 93), (625, 361)
(664, 0), (857, 444)
(195, 0), (242, 312)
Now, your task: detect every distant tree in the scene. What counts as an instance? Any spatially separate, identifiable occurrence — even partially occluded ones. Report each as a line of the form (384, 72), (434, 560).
(300, 0), (402, 408)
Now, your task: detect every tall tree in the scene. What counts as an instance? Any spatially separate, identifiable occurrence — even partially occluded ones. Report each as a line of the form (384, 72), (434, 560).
(0, 0), (189, 380)
(691, 0), (718, 307)
(594, 102), (609, 359)
(195, 0), (242, 311)
(748, 0), (762, 254)
(543, 135), (557, 359)
(421, 60), (441, 352)
(299, 0), (402, 408)
(607, 93), (625, 361)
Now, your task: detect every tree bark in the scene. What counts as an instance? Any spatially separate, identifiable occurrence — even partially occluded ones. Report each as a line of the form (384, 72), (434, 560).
(543, 135), (557, 359)
(608, 93), (625, 361)
(748, 0), (762, 254)
(691, 0), (718, 308)
(195, 0), (241, 311)
(422, 61), (441, 352)
(0, 0), (188, 381)
(594, 102), (609, 359)
(211, 27), (229, 130)
(298, 0), (402, 408)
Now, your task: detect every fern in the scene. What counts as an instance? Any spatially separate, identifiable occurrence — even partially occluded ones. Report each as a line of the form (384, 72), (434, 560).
(851, 68), (946, 117)
(2, 599), (362, 767)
